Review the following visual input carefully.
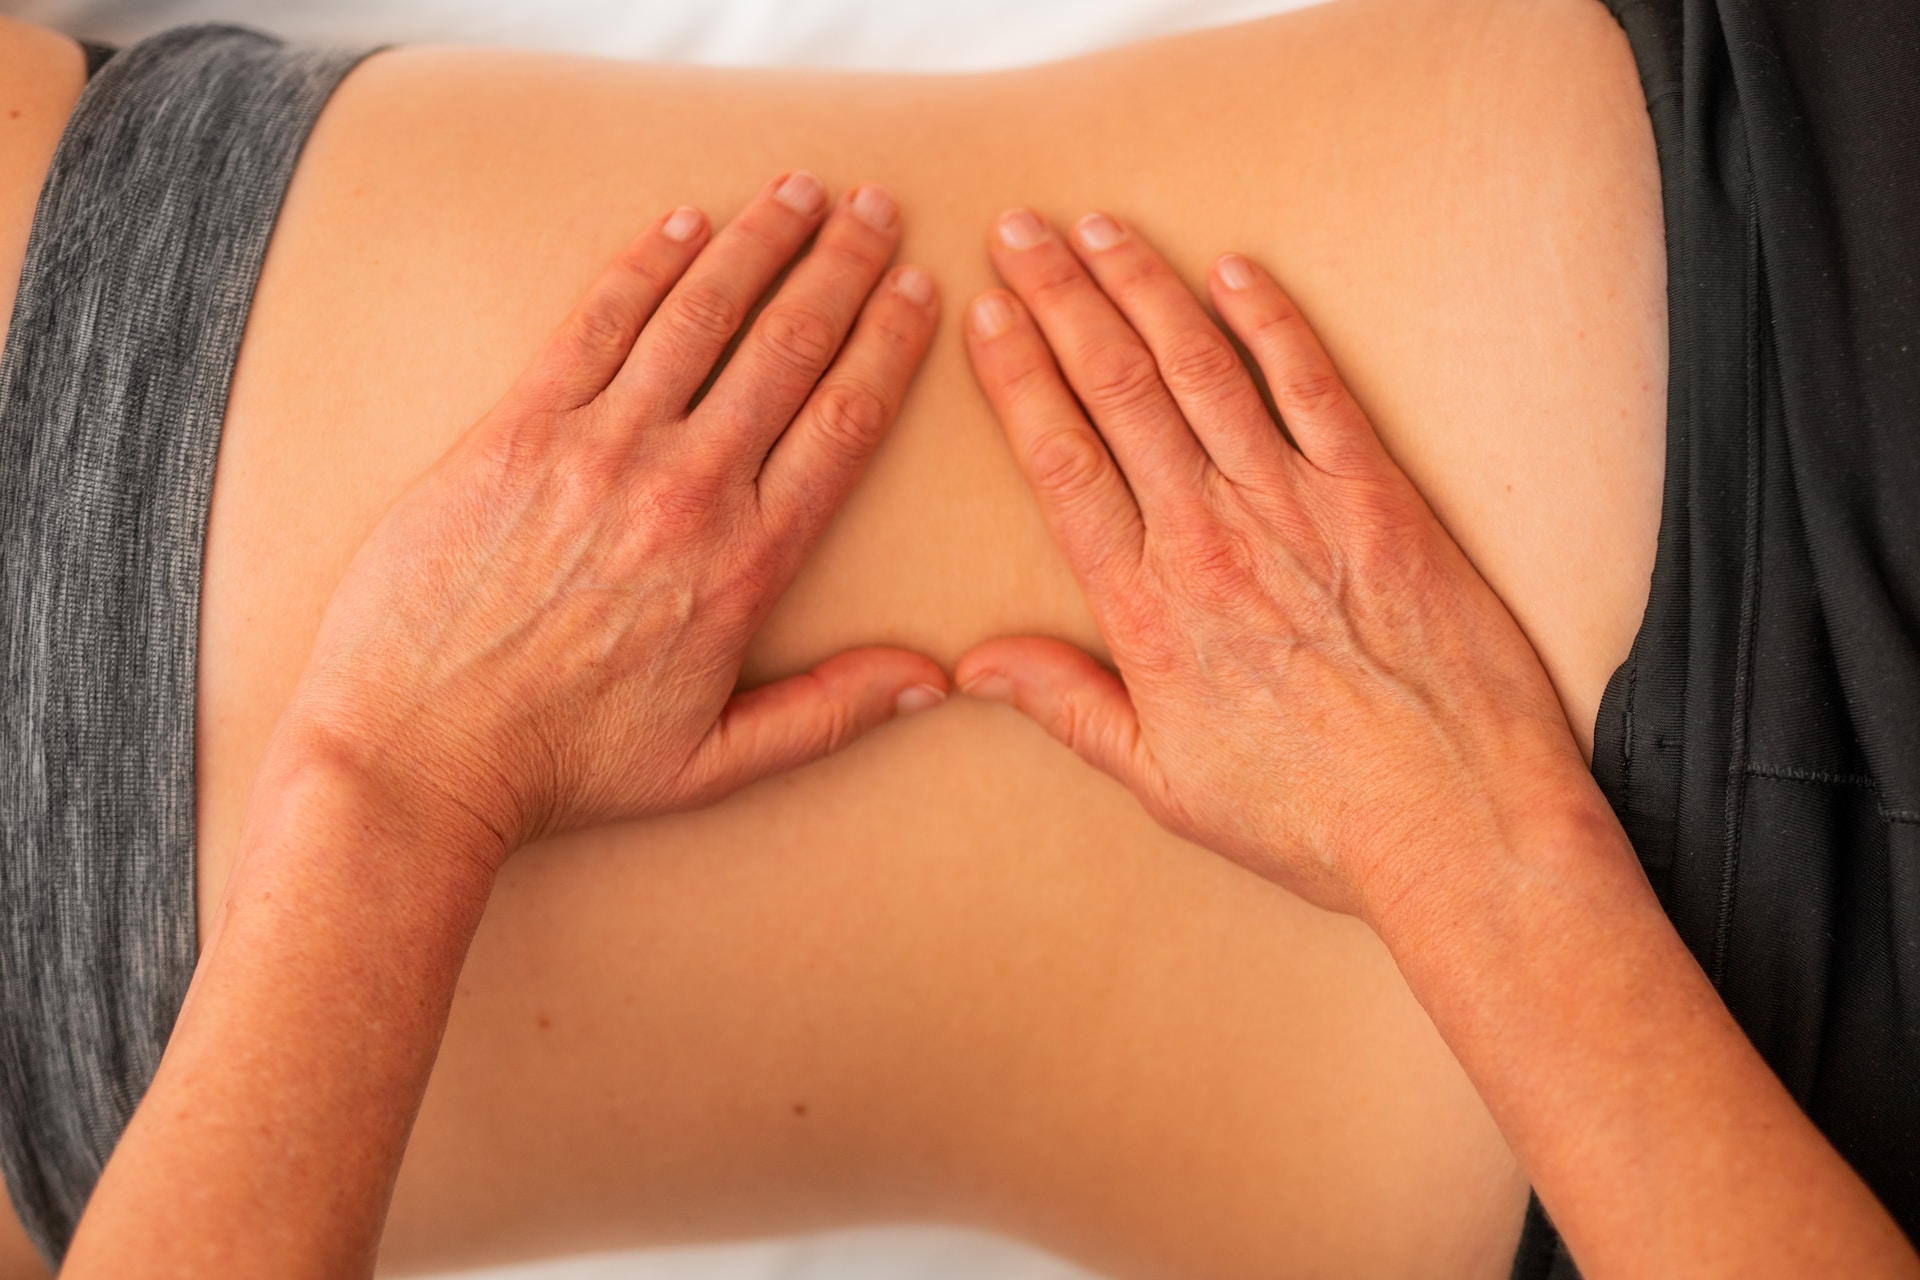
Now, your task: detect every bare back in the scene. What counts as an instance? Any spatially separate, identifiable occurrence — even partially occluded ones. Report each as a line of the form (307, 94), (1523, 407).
(0, 2), (1663, 1275)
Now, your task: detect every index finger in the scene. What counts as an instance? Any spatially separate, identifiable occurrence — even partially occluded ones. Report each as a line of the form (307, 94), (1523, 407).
(965, 288), (1146, 593)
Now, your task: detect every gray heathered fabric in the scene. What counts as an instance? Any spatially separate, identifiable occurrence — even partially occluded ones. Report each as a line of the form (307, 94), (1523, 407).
(0, 26), (373, 1263)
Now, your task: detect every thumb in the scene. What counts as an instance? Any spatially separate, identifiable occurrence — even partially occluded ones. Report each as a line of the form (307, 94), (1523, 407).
(954, 636), (1161, 797)
(678, 646), (948, 800)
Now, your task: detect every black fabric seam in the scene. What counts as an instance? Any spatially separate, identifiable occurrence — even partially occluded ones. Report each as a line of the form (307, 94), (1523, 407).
(1747, 763), (1876, 789)
(1745, 766), (1919, 824)
(1711, 160), (1765, 989)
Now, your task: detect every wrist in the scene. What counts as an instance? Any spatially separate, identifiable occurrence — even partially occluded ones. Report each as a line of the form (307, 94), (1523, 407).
(1353, 754), (1641, 963)
(247, 711), (514, 892)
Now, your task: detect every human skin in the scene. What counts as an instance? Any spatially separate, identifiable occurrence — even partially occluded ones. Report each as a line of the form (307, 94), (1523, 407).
(0, 1), (1671, 1275)
(62, 173), (953, 1280)
(958, 212), (1920, 1276)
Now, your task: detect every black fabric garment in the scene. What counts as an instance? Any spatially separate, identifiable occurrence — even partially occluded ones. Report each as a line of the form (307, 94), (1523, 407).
(78, 40), (116, 80)
(1512, 0), (1920, 1274)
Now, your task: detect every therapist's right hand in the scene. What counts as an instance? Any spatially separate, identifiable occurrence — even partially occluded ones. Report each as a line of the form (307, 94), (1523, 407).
(956, 210), (1600, 922)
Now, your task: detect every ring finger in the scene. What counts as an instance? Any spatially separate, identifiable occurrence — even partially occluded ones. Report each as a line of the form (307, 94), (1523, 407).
(610, 170), (834, 414)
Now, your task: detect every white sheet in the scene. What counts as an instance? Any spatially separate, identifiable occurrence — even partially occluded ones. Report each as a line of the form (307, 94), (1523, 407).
(13, 0), (1328, 1273)
(18, 0), (1323, 70)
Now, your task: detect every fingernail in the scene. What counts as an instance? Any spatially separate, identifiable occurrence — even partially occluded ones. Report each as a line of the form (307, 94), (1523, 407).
(961, 674), (1015, 703)
(970, 293), (1016, 339)
(1216, 253), (1256, 291)
(997, 209), (1050, 251)
(1074, 212), (1125, 252)
(775, 171), (826, 216)
(895, 684), (947, 716)
(893, 265), (934, 307)
(850, 184), (897, 231)
(662, 206), (705, 243)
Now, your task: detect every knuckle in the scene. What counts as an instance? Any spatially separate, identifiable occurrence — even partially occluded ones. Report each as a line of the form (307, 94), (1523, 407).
(814, 692), (858, 756)
(758, 304), (843, 375)
(1104, 247), (1163, 293)
(612, 240), (676, 296)
(544, 436), (625, 516)
(997, 351), (1062, 405)
(1157, 332), (1245, 400)
(865, 297), (929, 352)
(1028, 427), (1112, 504)
(1054, 692), (1098, 758)
(1179, 527), (1256, 604)
(817, 232), (887, 280)
(668, 281), (745, 348)
(1275, 366), (1346, 412)
(570, 298), (637, 362)
(1078, 342), (1165, 417)
(1250, 296), (1306, 342)
(1025, 258), (1091, 310)
(809, 380), (891, 463)
(631, 471), (722, 536)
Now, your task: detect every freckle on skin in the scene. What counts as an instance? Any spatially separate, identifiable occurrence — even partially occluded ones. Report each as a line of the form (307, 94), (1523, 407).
(7, 110), (20, 121)
(536, 1014), (552, 1030)
(791, 1102), (808, 1118)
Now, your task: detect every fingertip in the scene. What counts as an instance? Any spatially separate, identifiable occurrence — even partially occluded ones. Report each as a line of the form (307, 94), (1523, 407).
(952, 640), (1016, 694)
(1072, 211), (1129, 255)
(1213, 252), (1258, 292)
(894, 683), (947, 716)
(994, 208), (1053, 253)
(892, 264), (937, 309)
(772, 170), (828, 218)
(662, 205), (708, 244)
(957, 671), (1015, 704)
(848, 183), (899, 233)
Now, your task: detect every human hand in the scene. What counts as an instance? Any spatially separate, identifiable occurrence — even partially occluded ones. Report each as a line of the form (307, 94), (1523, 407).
(956, 209), (1602, 919)
(274, 173), (945, 865)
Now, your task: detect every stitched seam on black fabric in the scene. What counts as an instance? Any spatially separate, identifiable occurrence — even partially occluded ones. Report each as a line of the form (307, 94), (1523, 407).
(1622, 661), (1636, 783)
(1747, 763), (1876, 789)
(1746, 767), (1920, 824)
(1711, 167), (1764, 989)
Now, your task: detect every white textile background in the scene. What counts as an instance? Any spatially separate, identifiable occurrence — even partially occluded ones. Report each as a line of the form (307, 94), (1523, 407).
(17, 0), (1323, 69)
(10, 0), (1327, 1274)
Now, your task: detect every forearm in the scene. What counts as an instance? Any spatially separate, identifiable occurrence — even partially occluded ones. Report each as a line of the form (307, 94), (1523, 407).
(62, 744), (498, 1279)
(1374, 791), (1918, 1278)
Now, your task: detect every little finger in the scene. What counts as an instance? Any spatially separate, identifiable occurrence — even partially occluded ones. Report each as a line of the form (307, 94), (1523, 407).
(610, 171), (832, 414)
(521, 205), (710, 411)
(1209, 253), (1388, 479)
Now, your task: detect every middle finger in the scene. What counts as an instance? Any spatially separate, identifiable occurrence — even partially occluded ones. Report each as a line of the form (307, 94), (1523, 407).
(991, 208), (1211, 518)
